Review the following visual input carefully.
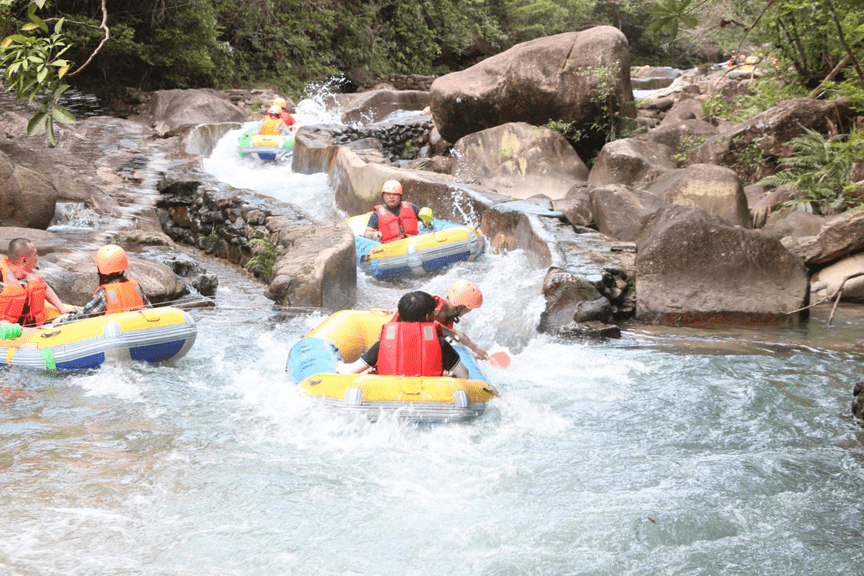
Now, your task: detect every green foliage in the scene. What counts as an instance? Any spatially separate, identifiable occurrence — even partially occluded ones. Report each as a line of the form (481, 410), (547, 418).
(703, 78), (809, 123)
(244, 236), (277, 280)
(758, 126), (864, 215)
(647, 0), (698, 40)
(0, 0), (74, 145)
(672, 134), (708, 163)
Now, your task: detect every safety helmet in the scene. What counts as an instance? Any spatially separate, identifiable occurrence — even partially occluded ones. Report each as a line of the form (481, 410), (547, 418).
(381, 179), (403, 195)
(447, 279), (483, 310)
(267, 104), (282, 116)
(95, 244), (129, 275)
(273, 97), (287, 109)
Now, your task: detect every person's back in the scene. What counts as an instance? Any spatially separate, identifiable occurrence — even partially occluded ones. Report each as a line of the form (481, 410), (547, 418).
(376, 321), (443, 377)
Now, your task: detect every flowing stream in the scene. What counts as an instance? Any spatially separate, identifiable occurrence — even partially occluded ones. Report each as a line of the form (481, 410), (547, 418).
(3, 98), (864, 575)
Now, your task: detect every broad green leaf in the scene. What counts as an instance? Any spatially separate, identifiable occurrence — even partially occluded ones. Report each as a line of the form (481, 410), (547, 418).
(53, 18), (64, 35)
(21, 23), (39, 32)
(52, 83), (69, 99)
(51, 104), (75, 125)
(33, 0), (46, 8)
(57, 64), (69, 78)
(26, 111), (47, 135)
(36, 66), (46, 83)
(1, 37), (14, 49)
(46, 117), (55, 146)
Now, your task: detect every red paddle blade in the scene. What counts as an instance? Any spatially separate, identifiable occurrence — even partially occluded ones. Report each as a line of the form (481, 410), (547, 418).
(488, 351), (511, 368)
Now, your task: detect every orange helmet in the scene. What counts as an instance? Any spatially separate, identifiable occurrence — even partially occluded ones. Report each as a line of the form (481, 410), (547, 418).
(447, 279), (483, 310)
(273, 97), (287, 109)
(95, 244), (129, 275)
(381, 180), (403, 195)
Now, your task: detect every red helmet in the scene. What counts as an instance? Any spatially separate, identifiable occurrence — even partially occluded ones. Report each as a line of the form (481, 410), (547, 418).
(95, 244), (129, 275)
(447, 279), (483, 310)
(381, 180), (403, 195)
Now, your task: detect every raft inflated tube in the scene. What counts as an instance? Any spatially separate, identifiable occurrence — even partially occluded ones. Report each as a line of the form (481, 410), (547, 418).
(0, 324), (22, 340)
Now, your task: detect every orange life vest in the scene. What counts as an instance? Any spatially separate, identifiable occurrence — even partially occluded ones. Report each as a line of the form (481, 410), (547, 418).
(259, 115), (285, 136)
(374, 202), (419, 243)
(0, 258), (27, 324)
(376, 321), (443, 377)
(101, 279), (146, 314)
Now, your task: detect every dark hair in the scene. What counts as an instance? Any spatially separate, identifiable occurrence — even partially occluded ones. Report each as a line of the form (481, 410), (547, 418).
(397, 291), (436, 322)
(8, 238), (32, 261)
(99, 271), (126, 285)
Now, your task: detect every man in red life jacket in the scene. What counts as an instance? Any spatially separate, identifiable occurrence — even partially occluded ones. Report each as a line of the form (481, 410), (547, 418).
(336, 291), (469, 378)
(272, 97), (295, 127)
(363, 180), (433, 243)
(0, 238), (75, 327)
(62, 245), (150, 322)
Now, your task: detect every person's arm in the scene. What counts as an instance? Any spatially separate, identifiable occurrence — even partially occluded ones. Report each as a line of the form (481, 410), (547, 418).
(440, 338), (469, 379)
(335, 342), (378, 374)
(446, 361), (469, 379)
(68, 288), (107, 321)
(363, 212), (382, 240)
(440, 325), (488, 361)
(44, 283), (77, 314)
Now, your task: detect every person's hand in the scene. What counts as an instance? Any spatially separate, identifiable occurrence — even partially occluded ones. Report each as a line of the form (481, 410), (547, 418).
(366, 230), (382, 241)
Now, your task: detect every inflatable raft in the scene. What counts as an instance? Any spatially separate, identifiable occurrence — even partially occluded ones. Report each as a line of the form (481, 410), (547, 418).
(287, 309), (498, 424)
(346, 213), (485, 279)
(237, 127), (295, 161)
(0, 307), (197, 371)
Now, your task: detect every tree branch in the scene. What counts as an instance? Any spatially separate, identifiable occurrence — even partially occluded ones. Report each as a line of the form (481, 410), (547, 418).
(67, 0), (108, 78)
(824, 0), (864, 87)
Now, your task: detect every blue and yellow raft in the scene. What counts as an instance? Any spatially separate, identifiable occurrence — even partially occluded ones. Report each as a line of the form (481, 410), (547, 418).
(346, 214), (485, 279)
(287, 309), (498, 424)
(0, 307), (196, 371)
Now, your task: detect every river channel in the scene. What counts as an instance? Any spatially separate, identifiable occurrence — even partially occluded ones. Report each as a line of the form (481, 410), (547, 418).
(2, 100), (864, 575)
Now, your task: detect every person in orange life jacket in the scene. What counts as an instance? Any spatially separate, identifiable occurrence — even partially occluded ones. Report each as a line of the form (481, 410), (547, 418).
(362, 179), (433, 243)
(272, 97), (295, 127)
(258, 105), (291, 136)
(335, 291), (469, 378)
(63, 245), (150, 322)
(0, 238), (75, 327)
(433, 279), (489, 361)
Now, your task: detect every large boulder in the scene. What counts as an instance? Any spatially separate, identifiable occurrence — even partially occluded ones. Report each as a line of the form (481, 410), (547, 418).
(452, 122), (588, 200)
(636, 206), (809, 325)
(590, 184), (669, 242)
(812, 252), (864, 302)
(646, 163), (751, 228)
(430, 26), (633, 145)
(337, 89), (429, 124)
(0, 152), (59, 229)
(785, 210), (864, 269)
(132, 88), (248, 134)
(588, 138), (677, 188)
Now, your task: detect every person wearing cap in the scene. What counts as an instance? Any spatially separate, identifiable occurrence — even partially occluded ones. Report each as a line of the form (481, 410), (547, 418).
(433, 279), (489, 361)
(63, 245), (150, 321)
(258, 104), (291, 136)
(272, 97), (295, 127)
(336, 291), (469, 378)
(363, 179), (433, 243)
(0, 237), (75, 327)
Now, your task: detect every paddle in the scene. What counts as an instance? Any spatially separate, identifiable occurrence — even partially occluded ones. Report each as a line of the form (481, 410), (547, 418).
(488, 350), (511, 369)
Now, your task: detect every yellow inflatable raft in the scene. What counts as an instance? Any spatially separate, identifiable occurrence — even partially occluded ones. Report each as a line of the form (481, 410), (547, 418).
(0, 307), (197, 371)
(346, 213), (485, 279)
(287, 309), (497, 424)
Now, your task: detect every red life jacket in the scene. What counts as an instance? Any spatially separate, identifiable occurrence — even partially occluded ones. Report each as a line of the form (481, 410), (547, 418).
(259, 115), (285, 136)
(0, 257), (27, 324)
(279, 112), (295, 126)
(375, 202), (419, 243)
(432, 295), (454, 329)
(376, 321), (443, 377)
(101, 279), (146, 314)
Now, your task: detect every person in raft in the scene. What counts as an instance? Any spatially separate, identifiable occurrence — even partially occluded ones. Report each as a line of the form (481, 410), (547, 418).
(362, 179), (433, 243)
(64, 245), (151, 321)
(272, 97), (296, 128)
(258, 104), (292, 136)
(388, 279), (488, 361)
(0, 237), (76, 327)
(335, 291), (469, 378)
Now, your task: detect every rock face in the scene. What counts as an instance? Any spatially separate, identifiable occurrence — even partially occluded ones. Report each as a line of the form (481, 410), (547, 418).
(336, 89), (429, 124)
(636, 206), (810, 325)
(452, 122), (588, 200)
(131, 88), (248, 133)
(430, 26), (633, 146)
(588, 138), (676, 188)
(0, 152), (59, 229)
(647, 163), (751, 228)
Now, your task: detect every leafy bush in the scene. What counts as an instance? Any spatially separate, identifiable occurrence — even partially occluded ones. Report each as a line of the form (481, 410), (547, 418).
(758, 126), (864, 215)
